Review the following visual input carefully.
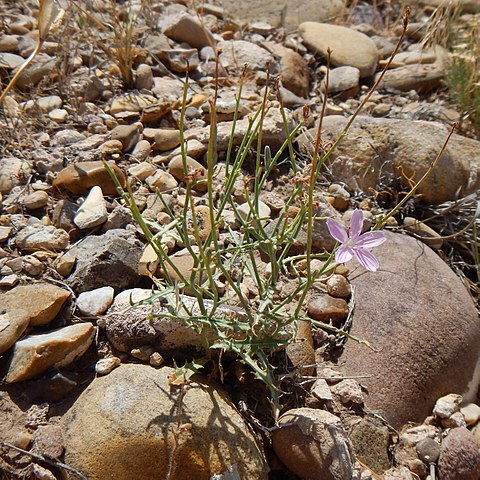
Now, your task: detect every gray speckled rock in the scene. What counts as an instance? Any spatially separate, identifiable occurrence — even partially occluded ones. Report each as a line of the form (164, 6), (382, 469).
(338, 232), (480, 428)
(62, 364), (267, 480)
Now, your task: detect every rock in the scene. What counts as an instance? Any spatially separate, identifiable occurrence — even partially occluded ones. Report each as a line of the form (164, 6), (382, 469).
(160, 48), (199, 73)
(168, 155), (206, 189)
(5, 323), (95, 383)
(131, 140), (151, 162)
(403, 217), (443, 249)
(0, 284), (70, 354)
(237, 200), (271, 226)
(0, 157), (32, 193)
(272, 408), (359, 480)
(299, 23), (378, 77)
(0, 35), (19, 53)
(66, 229), (143, 294)
(0, 52), (24, 69)
(221, 0), (344, 29)
(187, 205), (214, 242)
(338, 232), (480, 428)
(330, 379), (363, 404)
(135, 64), (153, 90)
(264, 42), (309, 97)
(218, 40), (278, 74)
(0, 226), (13, 242)
(349, 417), (391, 472)
(95, 357), (121, 376)
(110, 124), (140, 152)
(377, 60), (447, 92)
(416, 437), (440, 464)
(163, 13), (214, 49)
(76, 286), (114, 316)
(144, 128), (181, 151)
(16, 225), (69, 252)
(22, 191), (49, 210)
(52, 199), (77, 231)
(53, 129), (86, 146)
(16, 57), (57, 91)
(461, 403), (480, 426)
(110, 92), (159, 115)
(36, 95), (62, 113)
(286, 320), (315, 376)
(433, 393), (463, 419)
(383, 466), (417, 479)
(146, 170), (178, 192)
(438, 427), (480, 480)
(49, 108), (68, 122)
(326, 274), (351, 298)
(33, 424), (64, 459)
(308, 294), (349, 323)
(325, 66), (360, 99)
(298, 115), (480, 204)
(138, 243), (160, 276)
(74, 186), (108, 229)
(53, 161), (126, 196)
(26, 371), (78, 403)
(0, 389), (32, 453)
(127, 162), (157, 180)
(62, 364), (267, 479)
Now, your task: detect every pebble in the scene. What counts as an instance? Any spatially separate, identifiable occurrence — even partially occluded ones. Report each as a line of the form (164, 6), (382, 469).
(53, 129), (86, 146)
(0, 274), (19, 287)
(325, 66), (361, 99)
(95, 356), (121, 376)
(128, 162), (157, 180)
(0, 226), (13, 242)
(135, 64), (153, 90)
(131, 140), (151, 162)
(36, 95), (62, 113)
(110, 92), (158, 115)
(0, 157), (32, 193)
(326, 274), (352, 298)
(145, 170), (178, 192)
(53, 161), (126, 196)
(110, 124), (140, 152)
(163, 12), (214, 49)
(49, 108), (68, 122)
(55, 250), (76, 276)
(22, 190), (49, 210)
(416, 437), (441, 464)
(330, 379), (363, 404)
(138, 243), (160, 276)
(74, 186), (108, 229)
(307, 294), (349, 323)
(237, 200), (271, 226)
(460, 403), (480, 426)
(16, 225), (69, 251)
(168, 155), (206, 189)
(76, 286), (115, 316)
(146, 128), (181, 151)
(187, 204), (214, 242)
(433, 393), (463, 419)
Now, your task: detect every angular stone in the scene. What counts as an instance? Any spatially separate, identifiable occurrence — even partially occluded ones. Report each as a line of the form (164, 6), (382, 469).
(5, 323), (95, 383)
(433, 393), (463, 419)
(74, 186), (108, 229)
(272, 408), (359, 480)
(66, 229), (143, 294)
(16, 225), (69, 252)
(0, 284), (69, 354)
(62, 364), (267, 479)
(299, 22), (378, 77)
(338, 232), (480, 428)
(53, 161), (126, 196)
(145, 170), (178, 193)
(163, 13), (214, 49)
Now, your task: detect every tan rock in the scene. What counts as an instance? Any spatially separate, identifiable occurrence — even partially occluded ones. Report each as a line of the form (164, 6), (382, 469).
(188, 204), (214, 242)
(163, 13), (214, 49)
(403, 217), (443, 250)
(74, 186), (108, 229)
(326, 274), (351, 298)
(53, 161), (126, 196)
(110, 124), (140, 152)
(168, 155), (206, 190)
(22, 191), (49, 210)
(110, 92), (158, 115)
(272, 408), (358, 480)
(307, 294), (349, 323)
(144, 128), (181, 151)
(16, 225), (69, 252)
(6, 323), (95, 383)
(299, 22), (378, 77)
(128, 162), (157, 180)
(145, 170), (178, 193)
(138, 243), (160, 276)
(62, 364), (267, 479)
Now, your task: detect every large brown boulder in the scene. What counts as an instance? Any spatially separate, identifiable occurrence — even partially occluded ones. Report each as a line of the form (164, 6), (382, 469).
(338, 232), (480, 428)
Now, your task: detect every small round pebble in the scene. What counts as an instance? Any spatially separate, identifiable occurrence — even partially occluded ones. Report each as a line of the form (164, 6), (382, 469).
(416, 437), (440, 464)
(76, 286), (114, 316)
(95, 357), (121, 376)
(326, 274), (351, 298)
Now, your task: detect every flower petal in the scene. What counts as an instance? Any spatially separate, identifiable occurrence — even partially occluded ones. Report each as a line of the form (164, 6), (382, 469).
(326, 218), (348, 243)
(355, 231), (387, 249)
(335, 244), (354, 264)
(354, 248), (380, 272)
(349, 209), (364, 238)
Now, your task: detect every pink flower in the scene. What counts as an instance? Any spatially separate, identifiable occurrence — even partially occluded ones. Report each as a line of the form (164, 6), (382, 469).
(326, 210), (386, 272)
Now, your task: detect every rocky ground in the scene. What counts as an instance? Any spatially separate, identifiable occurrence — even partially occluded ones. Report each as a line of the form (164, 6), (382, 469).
(0, 0), (480, 479)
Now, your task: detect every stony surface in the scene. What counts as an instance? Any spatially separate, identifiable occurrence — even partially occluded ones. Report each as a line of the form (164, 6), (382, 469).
(62, 364), (267, 480)
(5, 323), (95, 383)
(338, 232), (480, 428)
